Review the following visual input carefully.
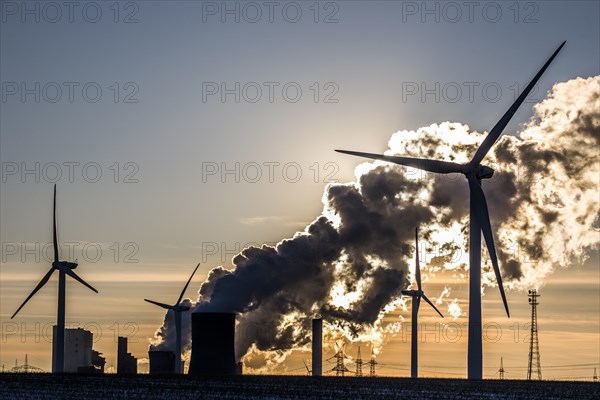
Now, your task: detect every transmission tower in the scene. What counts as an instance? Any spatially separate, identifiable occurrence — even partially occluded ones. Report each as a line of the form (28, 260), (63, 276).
(328, 343), (351, 377)
(368, 348), (378, 377)
(9, 354), (44, 373)
(527, 289), (542, 380)
(355, 346), (363, 377)
(498, 357), (505, 380)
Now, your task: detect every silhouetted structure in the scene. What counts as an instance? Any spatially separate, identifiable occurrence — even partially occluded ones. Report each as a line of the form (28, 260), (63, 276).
(498, 357), (505, 380)
(117, 337), (137, 374)
(527, 290), (542, 380)
(593, 368), (597, 382)
(368, 349), (377, 377)
(53, 327), (93, 373)
(9, 354), (44, 373)
(328, 343), (351, 377)
(336, 41), (565, 379)
(10, 185), (98, 373)
(355, 346), (363, 377)
(188, 312), (237, 376)
(302, 360), (311, 375)
(312, 318), (322, 376)
(91, 350), (106, 373)
(149, 350), (175, 374)
(144, 263), (200, 374)
(402, 227), (444, 378)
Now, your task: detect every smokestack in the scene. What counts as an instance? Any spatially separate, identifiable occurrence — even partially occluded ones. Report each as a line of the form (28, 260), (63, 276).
(188, 312), (237, 375)
(312, 318), (322, 376)
(149, 351), (175, 374)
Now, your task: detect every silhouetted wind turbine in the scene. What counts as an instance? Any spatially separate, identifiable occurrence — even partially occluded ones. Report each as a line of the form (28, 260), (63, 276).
(303, 359), (312, 376)
(402, 227), (443, 379)
(11, 184), (98, 373)
(336, 42), (565, 379)
(145, 263), (200, 374)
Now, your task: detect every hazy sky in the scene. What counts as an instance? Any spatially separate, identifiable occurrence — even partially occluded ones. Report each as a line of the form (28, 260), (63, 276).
(1, 1), (598, 378)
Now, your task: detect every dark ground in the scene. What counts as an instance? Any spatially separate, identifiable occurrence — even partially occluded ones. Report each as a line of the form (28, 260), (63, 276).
(1, 373), (598, 399)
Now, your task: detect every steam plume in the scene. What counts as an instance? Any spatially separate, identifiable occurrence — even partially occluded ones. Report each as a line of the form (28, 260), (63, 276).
(151, 76), (599, 371)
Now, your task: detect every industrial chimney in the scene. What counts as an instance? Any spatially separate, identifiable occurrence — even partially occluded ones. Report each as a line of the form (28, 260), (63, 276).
(188, 312), (237, 375)
(312, 318), (322, 376)
(149, 350), (175, 374)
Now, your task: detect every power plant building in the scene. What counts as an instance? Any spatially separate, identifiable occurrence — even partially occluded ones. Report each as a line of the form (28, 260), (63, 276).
(117, 336), (138, 374)
(188, 312), (238, 375)
(149, 350), (175, 374)
(52, 327), (94, 373)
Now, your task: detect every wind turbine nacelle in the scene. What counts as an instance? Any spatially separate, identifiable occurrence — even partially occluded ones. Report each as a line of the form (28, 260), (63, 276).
(401, 290), (421, 297)
(176, 305), (191, 312)
(54, 261), (78, 269)
(476, 165), (495, 179)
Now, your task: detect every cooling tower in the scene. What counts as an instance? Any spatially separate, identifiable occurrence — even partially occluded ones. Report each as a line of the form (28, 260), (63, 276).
(188, 312), (237, 375)
(149, 351), (175, 374)
(312, 318), (322, 376)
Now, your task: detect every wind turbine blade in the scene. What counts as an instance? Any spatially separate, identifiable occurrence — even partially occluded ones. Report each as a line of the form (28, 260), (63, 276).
(470, 41), (566, 166)
(144, 299), (172, 310)
(422, 294), (444, 318)
(335, 150), (464, 174)
(415, 227), (422, 292)
(468, 177), (510, 318)
(11, 268), (55, 319)
(53, 184), (59, 262)
(177, 263), (201, 305)
(58, 265), (98, 293)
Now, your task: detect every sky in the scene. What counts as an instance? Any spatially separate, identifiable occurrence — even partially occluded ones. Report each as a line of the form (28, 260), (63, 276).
(1, 0), (599, 379)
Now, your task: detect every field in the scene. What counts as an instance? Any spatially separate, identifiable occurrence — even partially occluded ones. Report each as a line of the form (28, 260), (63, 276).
(1, 374), (599, 399)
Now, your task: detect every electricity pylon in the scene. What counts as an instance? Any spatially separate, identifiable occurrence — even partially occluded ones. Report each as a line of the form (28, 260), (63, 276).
(527, 289), (542, 380)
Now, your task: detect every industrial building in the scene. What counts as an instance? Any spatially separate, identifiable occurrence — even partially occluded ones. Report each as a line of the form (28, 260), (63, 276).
(117, 336), (138, 374)
(149, 351), (175, 374)
(188, 312), (237, 375)
(51, 327), (104, 373)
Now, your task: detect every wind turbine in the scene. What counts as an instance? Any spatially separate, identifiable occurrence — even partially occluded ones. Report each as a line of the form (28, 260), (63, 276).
(402, 227), (444, 378)
(11, 184), (98, 373)
(302, 359), (312, 376)
(336, 42), (565, 379)
(145, 263), (200, 374)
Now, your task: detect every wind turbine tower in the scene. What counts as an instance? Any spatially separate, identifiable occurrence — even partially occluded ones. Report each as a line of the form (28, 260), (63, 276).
(145, 263), (201, 374)
(527, 289), (542, 380)
(401, 227), (444, 378)
(336, 42), (565, 379)
(11, 185), (98, 373)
